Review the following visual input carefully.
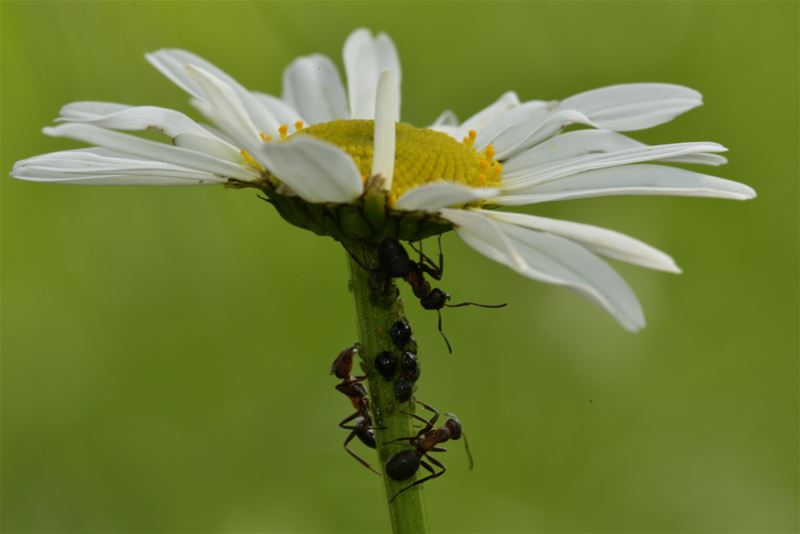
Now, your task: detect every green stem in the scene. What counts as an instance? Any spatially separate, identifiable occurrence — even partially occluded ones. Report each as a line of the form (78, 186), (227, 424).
(345, 245), (428, 534)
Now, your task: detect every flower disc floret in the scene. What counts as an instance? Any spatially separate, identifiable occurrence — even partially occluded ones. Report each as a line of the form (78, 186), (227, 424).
(294, 119), (502, 201)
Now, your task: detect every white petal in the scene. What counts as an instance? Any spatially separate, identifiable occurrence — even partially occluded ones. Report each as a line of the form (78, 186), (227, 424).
(251, 91), (305, 125)
(504, 130), (727, 177)
(58, 101), (131, 121)
(492, 109), (595, 160)
(395, 182), (499, 212)
(559, 83), (702, 131)
(344, 28), (401, 119)
(503, 129), (645, 173)
(55, 104), (244, 163)
(444, 209), (644, 330)
(43, 123), (257, 181)
(458, 91), (521, 136)
(185, 65), (262, 149)
(12, 150), (225, 185)
(502, 142), (728, 189)
(431, 110), (458, 127)
(173, 133), (243, 162)
(259, 136), (363, 203)
(493, 164), (756, 205)
(146, 51), (204, 98)
(371, 70), (397, 190)
(439, 208), (525, 271)
(474, 100), (550, 151)
(57, 104), (212, 138)
(147, 49), (280, 136)
(15, 174), (219, 186)
(480, 210), (680, 272)
(282, 54), (349, 124)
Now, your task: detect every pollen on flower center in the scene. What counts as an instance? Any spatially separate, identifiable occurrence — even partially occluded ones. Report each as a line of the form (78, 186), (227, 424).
(291, 119), (502, 201)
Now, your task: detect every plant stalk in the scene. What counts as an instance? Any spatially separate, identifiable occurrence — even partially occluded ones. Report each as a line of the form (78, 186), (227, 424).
(345, 245), (428, 534)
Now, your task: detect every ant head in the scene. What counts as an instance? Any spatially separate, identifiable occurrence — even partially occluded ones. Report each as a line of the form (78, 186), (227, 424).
(420, 288), (450, 310)
(444, 413), (463, 440)
(331, 344), (358, 379)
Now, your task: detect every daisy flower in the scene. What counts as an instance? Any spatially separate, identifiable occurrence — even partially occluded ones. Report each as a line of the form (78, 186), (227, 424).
(11, 28), (755, 331)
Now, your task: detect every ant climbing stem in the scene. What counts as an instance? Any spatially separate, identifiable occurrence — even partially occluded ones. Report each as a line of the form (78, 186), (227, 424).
(347, 236), (507, 353)
(330, 344), (381, 475)
(383, 237), (507, 353)
(384, 400), (473, 502)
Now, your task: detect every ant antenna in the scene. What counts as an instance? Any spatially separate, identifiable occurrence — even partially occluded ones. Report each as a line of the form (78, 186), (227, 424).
(437, 309), (453, 354)
(445, 412), (474, 470)
(446, 301), (508, 309)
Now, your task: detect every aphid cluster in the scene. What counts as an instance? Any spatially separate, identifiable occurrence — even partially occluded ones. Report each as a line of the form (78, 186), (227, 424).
(385, 400), (473, 502)
(331, 344), (380, 474)
(374, 319), (421, 403)
(330, 327), (472, 497)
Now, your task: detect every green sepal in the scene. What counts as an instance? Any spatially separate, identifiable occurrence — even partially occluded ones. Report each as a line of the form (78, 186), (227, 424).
(363, 188), (387, 229)
(339, 206), (373, 239)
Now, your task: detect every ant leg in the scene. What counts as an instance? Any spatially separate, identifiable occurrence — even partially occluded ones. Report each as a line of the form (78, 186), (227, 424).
(437, 309), (453, 354)
(400, 410), (436, 430)
(338, 411), (359, 429)
(409, 240), (443, 280)
(414, 400), (440, 427)
(389, 411), (433, 440)
(346, 249), (369, 270)
(343, 429), (380, 476)
(390, 455), (447, 502)
(436, 234), (444, 279)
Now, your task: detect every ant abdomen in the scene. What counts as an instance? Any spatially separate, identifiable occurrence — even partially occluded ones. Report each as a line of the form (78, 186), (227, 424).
(378, 238), (411, 277)
(360, 427), (377, 448)
(385, 449), (420, 481)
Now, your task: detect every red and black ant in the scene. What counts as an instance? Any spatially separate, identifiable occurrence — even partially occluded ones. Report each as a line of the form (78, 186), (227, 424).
(331, 344), (380, 475)
(384, 400), (473, 502)
(352, 237), (506, 353)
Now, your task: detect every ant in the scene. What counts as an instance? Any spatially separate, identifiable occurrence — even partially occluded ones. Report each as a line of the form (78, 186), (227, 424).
(384, 400), (473, 502)
(376, 236), (507, 353)
(331, 344), (380, 475)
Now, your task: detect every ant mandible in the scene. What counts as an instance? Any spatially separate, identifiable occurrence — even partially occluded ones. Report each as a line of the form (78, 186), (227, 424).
(376, 236), (507, 353)
(331, 344), (380, 475)
(384, 400), (473, 502)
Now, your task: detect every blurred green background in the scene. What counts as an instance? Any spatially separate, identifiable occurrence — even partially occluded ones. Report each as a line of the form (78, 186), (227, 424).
(1, 1), (797, 533)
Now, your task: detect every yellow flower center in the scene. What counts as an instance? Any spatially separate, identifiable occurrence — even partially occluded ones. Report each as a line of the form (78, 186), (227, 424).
(291, 119), (502, 202)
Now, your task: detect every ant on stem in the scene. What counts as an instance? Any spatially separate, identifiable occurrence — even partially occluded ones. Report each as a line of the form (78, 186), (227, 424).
(374, 236), (507, 353)
(384, 400), (473, 502)
(331, 344), (380, 475)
